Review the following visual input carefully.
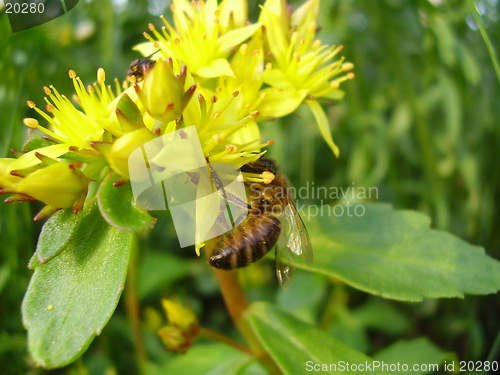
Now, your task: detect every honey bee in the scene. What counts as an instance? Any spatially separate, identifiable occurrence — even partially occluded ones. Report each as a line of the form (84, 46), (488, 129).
(207, 158), (313, 287)
(126, 51), (159, 82)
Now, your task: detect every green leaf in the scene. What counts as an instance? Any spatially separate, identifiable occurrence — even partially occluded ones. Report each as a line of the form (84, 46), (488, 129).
(329, 303), (369, 353)
(155, 344), (258, 375)
(60, 151), (99, 164)
(373, 337), (456, 375)
(97, 173), (157, 232)
(116, 93), (145, 131)
(22, 203), (133, 368)
(353, 299), (409, 335)
(138, 252), (190, 299)
(246, 302), (385, 375)
(275, 272), (328, 321)
(22, 138), (55, 153)
(28, 207), (83, 268)
(300, 204), (500, 301)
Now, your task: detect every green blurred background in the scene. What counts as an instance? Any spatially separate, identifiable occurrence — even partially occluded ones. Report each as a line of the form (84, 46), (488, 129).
(1, 0), (499, 374)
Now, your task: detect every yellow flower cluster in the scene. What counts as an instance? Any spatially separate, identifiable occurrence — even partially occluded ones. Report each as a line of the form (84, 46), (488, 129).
(0, 0), (353, 219)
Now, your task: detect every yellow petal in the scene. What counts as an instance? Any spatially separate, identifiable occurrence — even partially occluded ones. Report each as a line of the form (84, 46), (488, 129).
(259, 0), (289, 63)
(226, 121), (261, 147)
(259, 87), (307, 118)
(172, 0), (196, 31)
(196, 58), (235, 78)
(157, 326), (186, 351)
(16, 162), (87, 208)
(161, 299), (199, 332)
(218, 23), (261, 53)
(132, 41), (159, 57)
(261, 68), (295, 90)
(107, 128), (155, 178)
(7, 144), (70, 173)
(219, 0), (248, 29)
(0, 158), (22, 189)
(306, 99), (340, 157)
(291, 0), (320, 32)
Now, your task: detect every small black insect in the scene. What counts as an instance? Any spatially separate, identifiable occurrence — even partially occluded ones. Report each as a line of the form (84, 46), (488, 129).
(127, 51), (159, 82)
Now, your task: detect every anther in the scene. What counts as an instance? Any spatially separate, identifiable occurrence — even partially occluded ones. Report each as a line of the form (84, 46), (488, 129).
(212, 134), (222, 144)
(342, 62), (354, 71)
(225, 144), (237, 153)
(23, 118), (39, 128)
(261, 171), (275, 184)
(97, 68), (106, 83)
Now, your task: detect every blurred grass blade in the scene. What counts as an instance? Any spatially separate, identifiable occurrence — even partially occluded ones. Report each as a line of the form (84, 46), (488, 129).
(467, 0), (500, 85)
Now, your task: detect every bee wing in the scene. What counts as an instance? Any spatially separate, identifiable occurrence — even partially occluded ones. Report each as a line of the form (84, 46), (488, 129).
(283, 202), (313, 265)
(275, 235), (295, 288)
(275, 202), (313, 288)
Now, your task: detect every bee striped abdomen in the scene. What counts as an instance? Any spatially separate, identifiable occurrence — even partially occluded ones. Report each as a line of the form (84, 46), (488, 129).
(208, 215), (282, 269)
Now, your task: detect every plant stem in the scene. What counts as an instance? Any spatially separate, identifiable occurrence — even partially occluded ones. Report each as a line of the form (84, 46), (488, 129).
(125, 236), (147, 373)
(213, 269), (249, 325)
(213, 268), (282, 375)
(199, 327), (252, 355)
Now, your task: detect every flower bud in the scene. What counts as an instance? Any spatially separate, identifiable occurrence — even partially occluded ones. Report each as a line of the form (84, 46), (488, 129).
(136, 58), (186, 122)
(157, 326), (191, 353)
(157, 299), (200, 352)
(0, 158), (23, 190)
(161, 299), (199, 334)
(105, 128), (155, 178)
